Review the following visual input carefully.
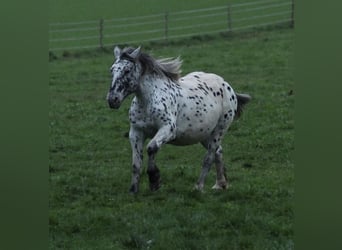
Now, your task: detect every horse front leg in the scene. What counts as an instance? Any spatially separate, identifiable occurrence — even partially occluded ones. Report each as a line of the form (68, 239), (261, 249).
(129, 127), (145, 194)
(146, 124), (176, 191)
(146, 147), (161, 191)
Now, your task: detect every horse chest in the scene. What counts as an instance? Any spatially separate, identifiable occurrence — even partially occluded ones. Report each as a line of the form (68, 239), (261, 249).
(129, 98), (176, 137)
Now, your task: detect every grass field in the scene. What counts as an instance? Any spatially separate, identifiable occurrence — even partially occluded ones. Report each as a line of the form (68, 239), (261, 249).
(49, 0), (286, 23)
(49, 25), (294, 249)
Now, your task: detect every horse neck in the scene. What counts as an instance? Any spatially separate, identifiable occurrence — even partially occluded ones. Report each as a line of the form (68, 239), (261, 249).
(136, 74), (169, 103)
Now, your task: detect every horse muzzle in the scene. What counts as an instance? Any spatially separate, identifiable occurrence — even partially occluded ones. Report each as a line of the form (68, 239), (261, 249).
(107, 95), (122, 109)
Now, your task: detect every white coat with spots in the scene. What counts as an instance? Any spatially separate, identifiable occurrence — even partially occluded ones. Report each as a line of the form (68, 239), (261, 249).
(107, 46), (251, 193)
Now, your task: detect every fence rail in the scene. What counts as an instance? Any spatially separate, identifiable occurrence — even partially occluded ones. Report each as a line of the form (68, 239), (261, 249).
(49, 0), (294, 51)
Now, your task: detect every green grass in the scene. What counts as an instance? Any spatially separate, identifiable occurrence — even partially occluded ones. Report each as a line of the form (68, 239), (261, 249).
(49, 0), (281, 23)
(49, 28), (294, 249)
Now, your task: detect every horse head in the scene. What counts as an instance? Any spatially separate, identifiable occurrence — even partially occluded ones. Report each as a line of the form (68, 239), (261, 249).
(107, 46), (142, 109)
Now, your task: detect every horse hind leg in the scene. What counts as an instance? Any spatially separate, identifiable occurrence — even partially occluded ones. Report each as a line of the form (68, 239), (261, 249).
(196, 144), (228, 191)
(197, 116), (231, 191)
(196, 137), (223, 191)
(212, 145), (229, 190)
(195, 148), (215, 191)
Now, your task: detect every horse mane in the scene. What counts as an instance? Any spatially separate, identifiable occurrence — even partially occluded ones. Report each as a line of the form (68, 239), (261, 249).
(121, 47), (182, 81)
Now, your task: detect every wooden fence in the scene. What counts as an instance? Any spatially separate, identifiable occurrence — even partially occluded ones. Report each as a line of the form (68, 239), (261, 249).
(49, 0), (294, 51)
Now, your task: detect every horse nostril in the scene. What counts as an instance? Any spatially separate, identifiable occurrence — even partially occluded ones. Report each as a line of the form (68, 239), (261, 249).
(108, 96), (121, 109)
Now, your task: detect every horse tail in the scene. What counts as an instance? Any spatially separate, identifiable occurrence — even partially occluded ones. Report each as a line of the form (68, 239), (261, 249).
(235, 93), (251, 119)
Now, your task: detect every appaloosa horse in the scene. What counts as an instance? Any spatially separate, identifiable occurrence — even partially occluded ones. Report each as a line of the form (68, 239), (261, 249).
(107, 46), (251, 193)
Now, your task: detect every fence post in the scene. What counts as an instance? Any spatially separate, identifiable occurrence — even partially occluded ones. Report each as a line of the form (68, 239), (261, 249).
(164, 11), (169, 43)
(99, 18), (104, 49)
(227, 4), (232, 33)
(291, 0), (294, 28)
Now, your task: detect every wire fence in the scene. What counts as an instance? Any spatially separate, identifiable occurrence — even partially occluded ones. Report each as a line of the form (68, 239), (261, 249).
(49, 0), (294, 52)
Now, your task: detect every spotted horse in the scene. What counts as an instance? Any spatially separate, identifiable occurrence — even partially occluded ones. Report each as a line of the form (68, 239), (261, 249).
(107, 46), (251, 193)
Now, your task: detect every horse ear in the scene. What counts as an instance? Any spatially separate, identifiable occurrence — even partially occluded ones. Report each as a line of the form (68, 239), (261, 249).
(129, 46), (141, 60)
(114, 46), (121, 59)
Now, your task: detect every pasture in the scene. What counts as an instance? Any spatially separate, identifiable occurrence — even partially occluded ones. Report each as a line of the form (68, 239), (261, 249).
(49, 26), (294, 249)
(49, 0), (291, 23)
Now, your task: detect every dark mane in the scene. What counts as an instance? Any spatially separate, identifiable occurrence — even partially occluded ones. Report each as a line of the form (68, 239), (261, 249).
(121, 47), (182, 81)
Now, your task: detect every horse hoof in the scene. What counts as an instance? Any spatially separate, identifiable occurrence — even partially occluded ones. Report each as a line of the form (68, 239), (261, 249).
(149, 181), (161, 192)
(147, 168), (161, 191)
(193, 184), (204, 192)
(129, 184), (139, 194)
(212, 182), (229, 190)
